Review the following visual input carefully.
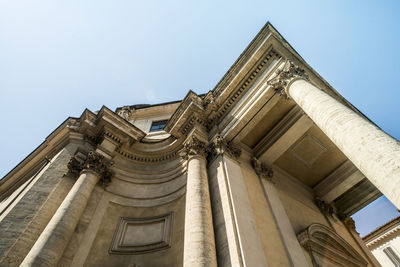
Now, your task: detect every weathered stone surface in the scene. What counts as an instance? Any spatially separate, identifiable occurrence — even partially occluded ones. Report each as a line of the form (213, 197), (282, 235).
(0, 146), (76, 264)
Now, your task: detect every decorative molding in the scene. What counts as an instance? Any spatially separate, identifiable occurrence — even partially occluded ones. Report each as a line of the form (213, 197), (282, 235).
(207, 49), (280, 128)
(116, 149), (179, 163)
(180, 114), (207, 136)
(179, 136), (207, 160)
(267, 59), (309, 98)
(252, 157), (274, 182)
(207, 135), (241, 162)
(67, 151), (113, 186)
(297, 223), (367, 267)
(109, 213), (173, 254)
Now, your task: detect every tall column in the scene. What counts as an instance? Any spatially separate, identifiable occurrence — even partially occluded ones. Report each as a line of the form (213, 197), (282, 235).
(21, 151), (112, 267)
(181, 135), (217, 267)
(268, 60), (400, 208)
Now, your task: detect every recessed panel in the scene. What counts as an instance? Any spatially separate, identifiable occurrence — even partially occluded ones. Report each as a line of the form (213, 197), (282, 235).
(109, 213), (173, 254)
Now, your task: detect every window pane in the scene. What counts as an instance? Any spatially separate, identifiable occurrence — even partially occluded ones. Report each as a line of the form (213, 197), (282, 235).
(383, 247), (400, 266)
(149, 120), (167, 132)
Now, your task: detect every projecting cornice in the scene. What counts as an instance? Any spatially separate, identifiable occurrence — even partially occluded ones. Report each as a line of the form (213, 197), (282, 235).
(164, 90), (207, 138)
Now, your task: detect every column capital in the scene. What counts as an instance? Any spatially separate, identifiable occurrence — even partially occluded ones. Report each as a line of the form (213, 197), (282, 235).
(315, 197), (335, 217)
(208, 135), (241, 162)
(252, 157), (274, 182)
(342, 217), (358, 232)
(67, 151), (113, 186)
(267, 59), (309, 98)
(180, 135), (208, 160)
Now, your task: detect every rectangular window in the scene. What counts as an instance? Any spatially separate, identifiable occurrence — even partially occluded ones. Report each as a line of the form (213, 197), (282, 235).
(383, 246), (400, 266)
(149, 120), (167, 132)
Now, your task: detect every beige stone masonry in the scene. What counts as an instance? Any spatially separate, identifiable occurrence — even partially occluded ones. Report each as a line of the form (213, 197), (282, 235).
(20, 151), (112, 267)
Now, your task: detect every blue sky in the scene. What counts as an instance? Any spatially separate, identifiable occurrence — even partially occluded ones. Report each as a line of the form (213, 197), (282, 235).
(0, 1), (399, 235)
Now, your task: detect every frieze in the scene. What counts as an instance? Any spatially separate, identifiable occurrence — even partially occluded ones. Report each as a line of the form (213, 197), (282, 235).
(267, 59), (309, 98)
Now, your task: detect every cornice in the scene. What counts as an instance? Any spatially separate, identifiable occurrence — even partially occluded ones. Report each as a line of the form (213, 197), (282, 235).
(363, 216), (400, 248)
(164, 91), (206, 137)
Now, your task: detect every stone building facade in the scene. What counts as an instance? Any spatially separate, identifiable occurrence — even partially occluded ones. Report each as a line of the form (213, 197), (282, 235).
(364, 216), (400, 266)
(1, 22), (398, 266)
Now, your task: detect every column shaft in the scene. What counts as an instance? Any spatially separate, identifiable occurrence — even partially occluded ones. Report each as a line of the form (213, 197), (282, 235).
(21, 170), (99, 267)
(184, 155), (217, 267)
(288, 79), (400, 208)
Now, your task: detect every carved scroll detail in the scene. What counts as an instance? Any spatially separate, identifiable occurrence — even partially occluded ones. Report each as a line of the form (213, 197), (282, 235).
(267, 59), (309, 98)
(179, 136), (207, 160)
(207, 135), (241, 162)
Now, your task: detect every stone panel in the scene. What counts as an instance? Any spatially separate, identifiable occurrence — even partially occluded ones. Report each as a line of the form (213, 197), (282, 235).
(109, 213), (173, 254)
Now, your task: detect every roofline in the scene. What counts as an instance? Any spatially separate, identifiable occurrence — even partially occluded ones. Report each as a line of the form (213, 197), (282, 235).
(362, 215), (400, 241)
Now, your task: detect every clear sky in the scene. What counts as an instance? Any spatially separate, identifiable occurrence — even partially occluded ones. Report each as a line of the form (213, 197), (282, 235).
(1, 1), (399, 235)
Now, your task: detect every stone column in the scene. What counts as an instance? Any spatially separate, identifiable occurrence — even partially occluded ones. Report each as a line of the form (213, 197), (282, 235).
(21, 151), (112, 267)
(181, 135), (217, 267)
(268, 60), (400, 208)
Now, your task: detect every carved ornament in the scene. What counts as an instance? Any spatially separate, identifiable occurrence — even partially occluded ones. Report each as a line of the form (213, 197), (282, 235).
(252, 157), (274, 182)
(315, 197), (335, 217)
(117, 106), (133, 120)
(267, 59), (309, 98)
(67, 151), (113, 186)
(342, 217), (357, 232)
(179, 136), (207, 160)
(207, 135), (241, 162)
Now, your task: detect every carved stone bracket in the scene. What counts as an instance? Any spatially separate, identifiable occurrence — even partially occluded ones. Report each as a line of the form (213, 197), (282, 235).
(67, 151), (113, 186)
(267, 59), (309, 98)
(252, 157), (274, 182)
(179, 136), (208, 160)
(207, 135), (241, 162)
(315, 197), (335, 217)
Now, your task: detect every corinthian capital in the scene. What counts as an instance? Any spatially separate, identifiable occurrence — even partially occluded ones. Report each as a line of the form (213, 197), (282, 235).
(267, 60), (308, 98)
(67, 151), (113, 186)
(208, 135), (241, 162)
(180, 136), (208, 160)
(252, 157), (274, 182)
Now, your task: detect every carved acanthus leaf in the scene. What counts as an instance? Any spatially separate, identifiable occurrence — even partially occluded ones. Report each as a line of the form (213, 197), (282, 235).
(67, 151), (113, 186)
(252, 157), (274, 182)
(267, 59), (309, 98)
(207, 135), (241, 162)
(179, 136), (207, 160)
